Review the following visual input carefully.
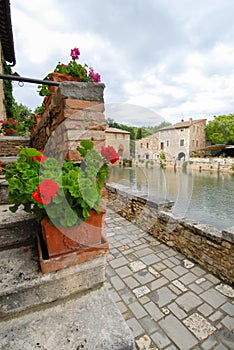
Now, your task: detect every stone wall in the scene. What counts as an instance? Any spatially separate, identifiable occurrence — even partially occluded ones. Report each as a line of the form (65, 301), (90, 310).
(0, 136), (30, 156)
(31, 82), (106, 161)
(106, 183), (234, 284)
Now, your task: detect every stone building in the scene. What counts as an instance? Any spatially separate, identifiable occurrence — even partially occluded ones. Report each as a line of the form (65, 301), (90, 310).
(105, 127), (130, 159)
(0, 0), (16, 120)
(135, 118), (207, 161)
(135, 134), (159, 160)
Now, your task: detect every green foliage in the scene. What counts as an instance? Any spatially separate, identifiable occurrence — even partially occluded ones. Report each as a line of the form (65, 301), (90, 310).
(5, 141), (112, 228)
(37, 84), (50, 97)
(34, 104), (45, 115)
(206, 114), (234, 145)
(2, 59), (14, 119)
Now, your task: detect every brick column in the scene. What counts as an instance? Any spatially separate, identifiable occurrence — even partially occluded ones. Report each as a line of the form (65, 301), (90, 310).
(31, 82), (106, 161)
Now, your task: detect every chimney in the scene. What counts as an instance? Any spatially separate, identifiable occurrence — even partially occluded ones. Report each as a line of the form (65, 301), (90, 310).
(189, 117), (193, 123)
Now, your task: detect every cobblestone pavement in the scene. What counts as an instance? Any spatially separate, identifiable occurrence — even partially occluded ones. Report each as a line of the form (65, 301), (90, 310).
(105, 208), (234, 350)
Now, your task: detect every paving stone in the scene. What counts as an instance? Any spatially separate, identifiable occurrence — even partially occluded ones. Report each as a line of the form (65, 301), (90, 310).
(196, 277), (206, 285)
(163, 259), (175, 268)
(206, 273), (221, 285)
(124, 276), (140, 289)
(140, 316), (159, 334)
(126, 318), (144, 337)
(135, 247), (155, 257)
(109, 256), (129, 268)
(159, 314), (198, 350)
(221, 315), (234, 331)
(116, 265), (132, 278)
(200, 289), (227, 308)
(176, 291), (203, 312)
(172, 265), (188, 276)
(215, 283), (234, 298)
(221, 302), (234, 316)
(216, 328), (234, 348)
(116, 301), (128, 314)
(200, 280), (214, 290)
(133, 285), (151, 298)
(134, 269), (155, 284)
(129, 301), (147, 319)
(110, 275), (126, 290)
(135, 334), (152, 350)
(148, 266), (161, 278)
(172, 280), (188, 292)
(144, 301), (164, 321)
(213, 344), (231, 350)
(191, 265), (206, 277)
(183, 259), (195, 268)
(179, 272), (198, 285)
(152, 262), (167, 271)
(189, 282), (204, 294)
(209, 311), (224, 322)
(168, 302), (187, 319)
(119, 289), (137, 304)
(148, 287), (177, 307)
(138, 295), (151, 305)
(129, 260), (146, 272)
(150, 277), (168, 290)
(151, 328), (171, 348)
(161, 268), (178, 281)
(197, 303), (214, 317)
(140, 253), (161, 265)
(183, 313), (216, 340)
(201, 335), (218, 349)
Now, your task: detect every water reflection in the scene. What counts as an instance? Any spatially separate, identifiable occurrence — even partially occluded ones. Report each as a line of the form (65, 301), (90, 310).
(108, 167), (234, 230)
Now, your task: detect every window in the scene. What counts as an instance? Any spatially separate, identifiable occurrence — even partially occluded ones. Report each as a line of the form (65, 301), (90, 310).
(166, 140), (169, 147)
(114, 134), (117, 140)
(160, 142), (164, 150)
(196, 140), (198, 147)
(146, 143), (149, 149)
(140, 143), (143, 148)
(180, 139), (184, 147)
(192, 140), (194, 146)
(180, 129), (184, 132)
(122, 134), (125, 140)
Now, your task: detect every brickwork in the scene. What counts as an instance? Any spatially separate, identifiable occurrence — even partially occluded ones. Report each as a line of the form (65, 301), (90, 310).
(31, 82), (106, 161)
(0, 136), (30, 156)
(106, 183), (234, 284)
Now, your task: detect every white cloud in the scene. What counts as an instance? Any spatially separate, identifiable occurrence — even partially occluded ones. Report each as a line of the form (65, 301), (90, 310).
(8, 0), (234, 125)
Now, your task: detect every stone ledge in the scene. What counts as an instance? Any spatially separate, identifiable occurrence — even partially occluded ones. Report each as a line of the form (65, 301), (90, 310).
(0, 286), (134, 350)
(0, 242), (108, 319)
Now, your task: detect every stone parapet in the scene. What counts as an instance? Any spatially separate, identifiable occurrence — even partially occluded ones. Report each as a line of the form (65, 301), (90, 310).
(106, 183), (234, 284)
(0, 136), (30, 156)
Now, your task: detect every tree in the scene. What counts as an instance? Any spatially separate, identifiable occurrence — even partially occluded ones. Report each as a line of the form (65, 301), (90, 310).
(206, 114), (234, 145)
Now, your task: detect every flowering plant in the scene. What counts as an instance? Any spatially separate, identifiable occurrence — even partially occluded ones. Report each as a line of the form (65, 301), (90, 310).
(5, 141), (119, 228)
(0, 118), (18, 134)
(38, 47), (101, 97)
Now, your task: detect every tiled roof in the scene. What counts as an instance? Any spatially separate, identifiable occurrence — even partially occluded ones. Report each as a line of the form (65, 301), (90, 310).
(159, 119), (206, 131)
(105, 127), (130, 134)
(0, 0), (16, 65)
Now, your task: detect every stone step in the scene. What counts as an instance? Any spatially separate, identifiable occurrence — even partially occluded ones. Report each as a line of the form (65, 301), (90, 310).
(0, 239), (109, 320)
(0, 285), (134, 350)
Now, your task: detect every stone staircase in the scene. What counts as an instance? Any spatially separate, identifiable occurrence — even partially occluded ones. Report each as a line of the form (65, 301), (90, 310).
(0, 206), (134, 349)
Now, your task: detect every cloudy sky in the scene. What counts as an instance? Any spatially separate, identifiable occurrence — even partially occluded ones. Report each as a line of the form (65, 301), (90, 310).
(10, 0), (234, 126)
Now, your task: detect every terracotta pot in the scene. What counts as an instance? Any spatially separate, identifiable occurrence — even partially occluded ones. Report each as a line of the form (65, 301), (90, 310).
(41, 210), (106, 258)
(5, 128), (18, 136)
(50, 72), (83, 83)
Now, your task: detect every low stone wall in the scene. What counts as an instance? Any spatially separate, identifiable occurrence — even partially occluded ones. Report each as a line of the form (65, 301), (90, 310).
(0, 136), (30, 157)
(106, 183), (234, 285)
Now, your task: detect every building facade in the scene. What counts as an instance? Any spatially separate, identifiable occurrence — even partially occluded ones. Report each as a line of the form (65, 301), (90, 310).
(105, 127), (130, 159)
(135, 118), (207, 161)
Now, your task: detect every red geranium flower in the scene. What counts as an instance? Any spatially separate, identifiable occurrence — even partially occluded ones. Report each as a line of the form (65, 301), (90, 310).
(32, 150), (47, 163)
(101, 146), (119, 164)
(32, 179), (59, 205)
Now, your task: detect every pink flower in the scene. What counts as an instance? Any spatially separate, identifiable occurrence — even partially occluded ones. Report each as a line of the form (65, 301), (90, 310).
(88, 67), (101, 82)
(12, 121), (18, 125)
(70, 47), (80, 60)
